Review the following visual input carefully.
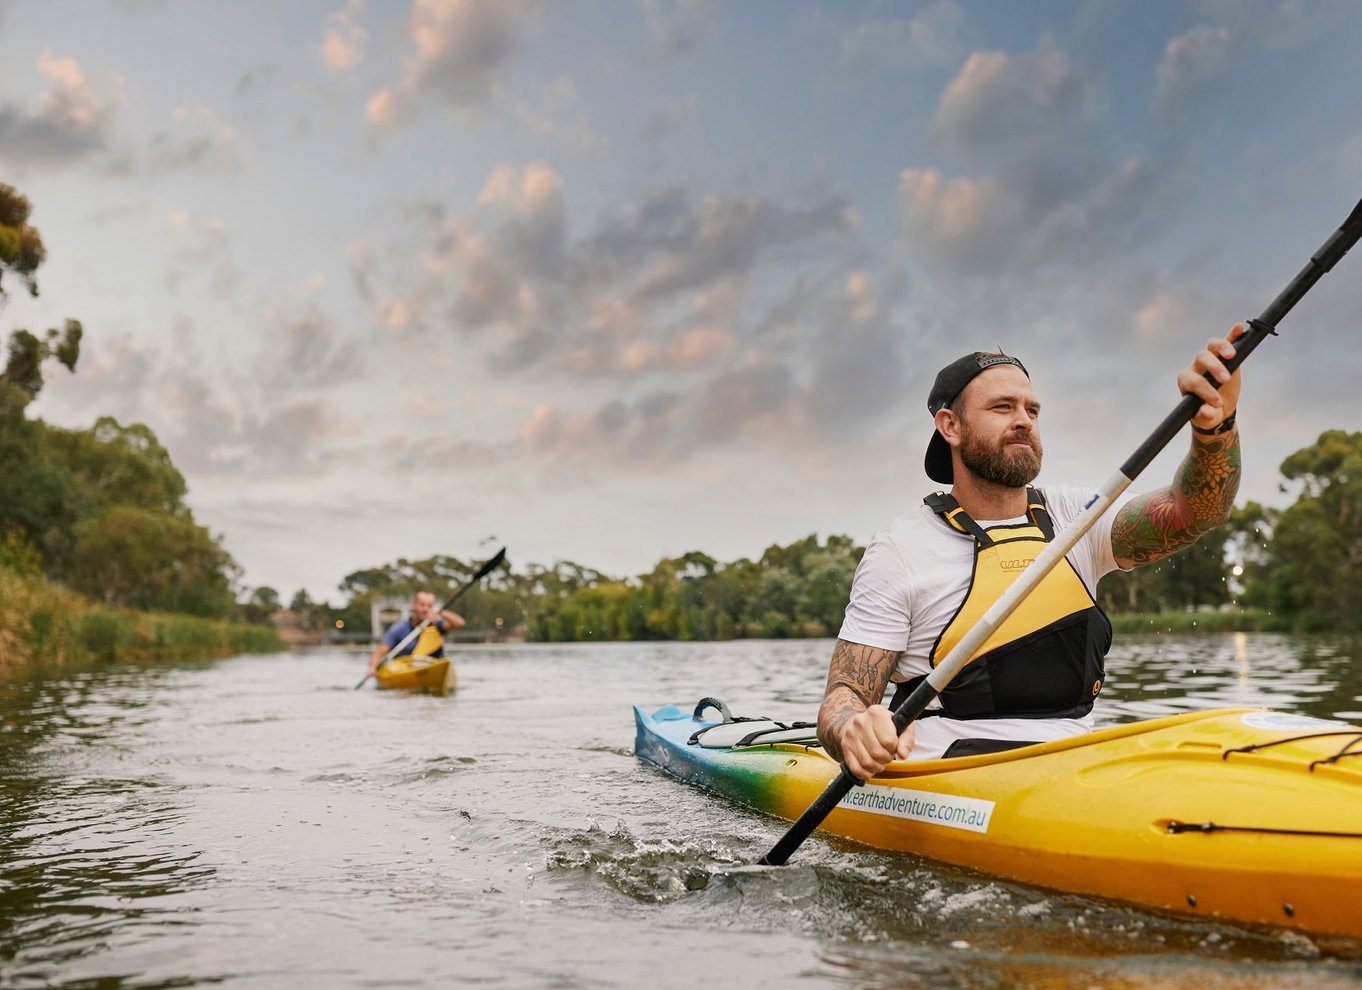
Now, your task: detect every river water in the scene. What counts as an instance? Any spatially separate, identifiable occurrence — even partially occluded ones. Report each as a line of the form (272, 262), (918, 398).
(3, 633), (1362, 989)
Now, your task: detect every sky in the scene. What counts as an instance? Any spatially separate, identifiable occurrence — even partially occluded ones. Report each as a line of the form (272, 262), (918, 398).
(3, 0), (1362, 603)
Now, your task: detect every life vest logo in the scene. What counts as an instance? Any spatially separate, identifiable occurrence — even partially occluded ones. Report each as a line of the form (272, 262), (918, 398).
(999, 558), (1035, 570)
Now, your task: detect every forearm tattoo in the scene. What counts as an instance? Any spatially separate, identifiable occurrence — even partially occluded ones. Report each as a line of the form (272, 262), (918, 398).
(818, 639), (900, 759)
(1112, 428), (1241, 566)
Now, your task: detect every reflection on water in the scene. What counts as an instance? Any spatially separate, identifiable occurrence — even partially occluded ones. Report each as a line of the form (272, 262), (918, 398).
(1, 636), (1361, 988)
(1101, 632), (1362, 724)
(1, 667), (216, 989)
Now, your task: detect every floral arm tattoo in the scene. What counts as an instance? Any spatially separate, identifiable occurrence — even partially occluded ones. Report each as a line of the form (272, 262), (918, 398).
(1111, 428), (1241, 567)
(817, 639), (901, 761)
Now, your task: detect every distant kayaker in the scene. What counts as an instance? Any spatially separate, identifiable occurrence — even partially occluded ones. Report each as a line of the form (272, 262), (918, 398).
(364, 591), (466, 678)
(820, 326), (1244, 775)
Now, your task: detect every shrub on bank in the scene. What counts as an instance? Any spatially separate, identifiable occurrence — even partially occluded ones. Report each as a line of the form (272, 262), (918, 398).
(0, 567), (284, 669)
(1109, 609), (1283, 635)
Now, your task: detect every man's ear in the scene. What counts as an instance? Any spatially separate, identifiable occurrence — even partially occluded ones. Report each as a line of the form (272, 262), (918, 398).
(934, 407), (961, 448)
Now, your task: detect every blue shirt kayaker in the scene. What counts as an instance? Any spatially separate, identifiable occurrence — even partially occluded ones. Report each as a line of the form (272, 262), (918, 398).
(821, 325), (1245, 776)
(364, 591), (466, 677)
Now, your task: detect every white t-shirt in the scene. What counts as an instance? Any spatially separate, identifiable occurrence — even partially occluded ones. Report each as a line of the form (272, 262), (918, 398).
(837, 485), (1125, 760)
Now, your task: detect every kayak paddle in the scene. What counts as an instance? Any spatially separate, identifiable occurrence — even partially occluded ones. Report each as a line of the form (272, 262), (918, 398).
(759, 194), (1362, 867)
(353, 546), (507, 690)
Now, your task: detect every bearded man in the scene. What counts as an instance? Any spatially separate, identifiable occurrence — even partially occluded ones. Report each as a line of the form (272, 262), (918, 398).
(820, 327), (1244, 772)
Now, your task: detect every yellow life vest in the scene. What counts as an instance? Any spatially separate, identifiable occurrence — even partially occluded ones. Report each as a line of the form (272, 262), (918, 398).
(922, 487), (1110, 720)
(411, 623), (446, 658)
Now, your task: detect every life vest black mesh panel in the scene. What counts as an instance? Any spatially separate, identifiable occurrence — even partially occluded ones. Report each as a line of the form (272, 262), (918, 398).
(939, 610), (1112, 720)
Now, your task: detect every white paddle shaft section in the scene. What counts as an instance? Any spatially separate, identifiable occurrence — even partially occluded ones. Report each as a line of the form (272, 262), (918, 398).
(923, 469), (1133, 693)
(383, 620), (430, 662)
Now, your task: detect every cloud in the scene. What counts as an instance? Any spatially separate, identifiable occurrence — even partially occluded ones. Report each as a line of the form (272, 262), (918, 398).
(320, 1), (368, 72)
(901, 40), (1167, 277)
(0, 51), (120, 168)
(347, 165), (913, 470)
(37, 325), (359, 480)
(162, 209), (241, 298)
(935, 42), (1102, 161)
(146, 105), (242, 174)
(380, 432), (504, 471)
(515, 360), (804, 470)
(643, 92), (698, 144)
(641, 0), (714, 61)
(1152, 2), (1355, 128)
(258, 302), (363, 388)
(510, 271), (910, 468)
(837, 0), (965, 75)
(366, 0), (534, 128)
(1190, 0), (1351, 48)
(1153, 25), (1234, 128)
(367, 165), (859, 390)
(507, 77), (607, 154)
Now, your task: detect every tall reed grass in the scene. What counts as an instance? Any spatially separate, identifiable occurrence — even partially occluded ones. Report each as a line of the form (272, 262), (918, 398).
(0, 567), (283, 670)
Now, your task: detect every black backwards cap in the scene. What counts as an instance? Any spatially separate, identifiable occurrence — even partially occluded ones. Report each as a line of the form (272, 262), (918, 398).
(924, 352), (1029, 485)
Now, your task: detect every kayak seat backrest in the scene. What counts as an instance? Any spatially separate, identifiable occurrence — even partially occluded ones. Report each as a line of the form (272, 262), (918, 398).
(690, 719), (820, 749)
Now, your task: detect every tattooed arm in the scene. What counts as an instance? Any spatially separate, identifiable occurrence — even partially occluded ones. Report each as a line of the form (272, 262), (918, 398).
(818, 639), (913, 780)
(1112, 325), (1244, 569)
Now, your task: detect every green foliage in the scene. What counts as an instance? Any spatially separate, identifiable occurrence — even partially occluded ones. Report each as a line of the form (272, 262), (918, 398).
(1239, 430), (1362, 631)
(43, 416), (189, 516)
(0, 410), (82, 563)
(1, 413), (240, 617)
(1098, 531), (1233, 615)
(505, 534), (864, 643)
(1108, 609), (1282, 635)
(0, 528), (42, 577)
(66, 504), (239, 617)
(0, 567), (283, 669)
(0, 183), (46, 299)
(0, 320), (82, 417)
(74, 607), (136, 662)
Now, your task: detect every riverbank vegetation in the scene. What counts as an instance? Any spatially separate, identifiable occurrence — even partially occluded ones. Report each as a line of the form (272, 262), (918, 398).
(0, 565), (281, 669)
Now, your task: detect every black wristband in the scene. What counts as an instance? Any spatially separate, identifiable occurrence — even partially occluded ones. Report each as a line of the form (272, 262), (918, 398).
(1192, 410), (1237, 436)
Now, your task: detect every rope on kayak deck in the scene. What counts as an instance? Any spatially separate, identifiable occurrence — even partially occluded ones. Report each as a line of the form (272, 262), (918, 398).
(1220, 729), (1362, 770)
(1166, 821), (1362, 839)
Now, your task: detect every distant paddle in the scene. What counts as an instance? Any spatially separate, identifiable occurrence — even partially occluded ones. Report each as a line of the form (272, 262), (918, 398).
(353, 547), (507, 690)
(759, 194), (1362, 867)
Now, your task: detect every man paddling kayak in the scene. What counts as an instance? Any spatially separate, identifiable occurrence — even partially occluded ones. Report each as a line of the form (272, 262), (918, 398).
(364, 590), (466, 679)
(821, 327), (1244, 774)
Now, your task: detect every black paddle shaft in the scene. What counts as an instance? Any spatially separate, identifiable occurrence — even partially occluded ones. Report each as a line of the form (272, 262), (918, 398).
(1123, 196), (1362, 481)
(759, 194), (1362, 868)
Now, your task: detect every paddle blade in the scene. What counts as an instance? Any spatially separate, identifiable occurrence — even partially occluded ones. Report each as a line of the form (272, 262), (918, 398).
(472, 546), (507, 582)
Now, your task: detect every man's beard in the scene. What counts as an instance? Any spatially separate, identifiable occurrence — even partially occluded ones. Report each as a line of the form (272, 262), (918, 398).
(958, 421), (1043, 488)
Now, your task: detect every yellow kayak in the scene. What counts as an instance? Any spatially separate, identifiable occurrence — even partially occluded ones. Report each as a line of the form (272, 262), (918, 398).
(375, 655), (454, 695)
(635, 700), (1362, 939)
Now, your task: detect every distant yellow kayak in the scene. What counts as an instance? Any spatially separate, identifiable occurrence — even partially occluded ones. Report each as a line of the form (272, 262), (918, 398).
(635, 700), (1362, 939)
(376, 656), (454, 695)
